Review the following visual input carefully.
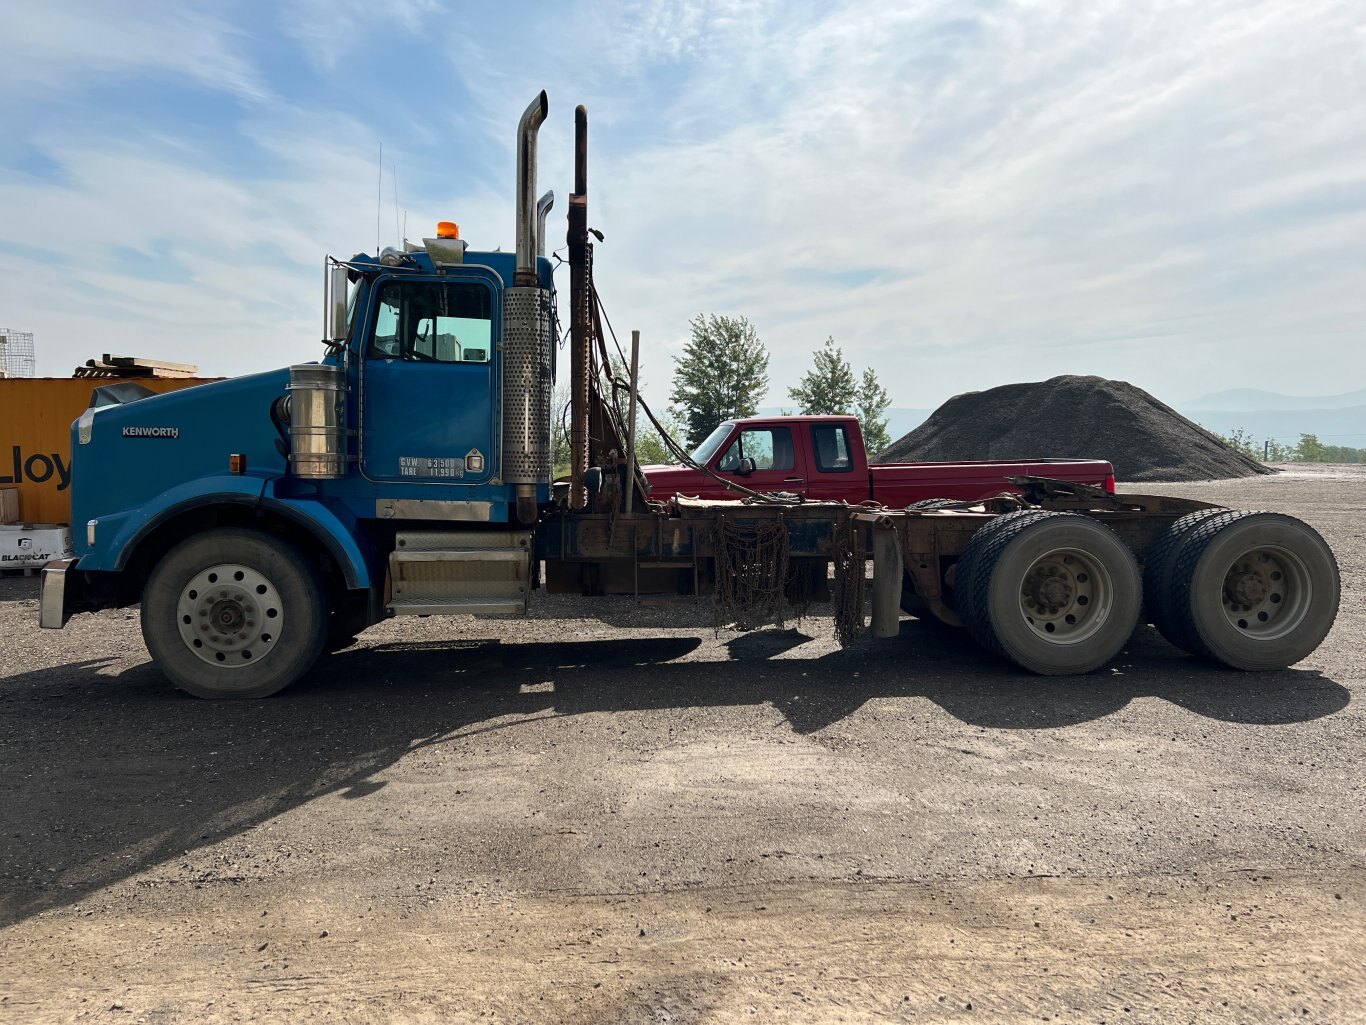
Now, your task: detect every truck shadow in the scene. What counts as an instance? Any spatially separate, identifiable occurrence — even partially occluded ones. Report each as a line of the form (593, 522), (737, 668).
(0, 625), (1349, 928)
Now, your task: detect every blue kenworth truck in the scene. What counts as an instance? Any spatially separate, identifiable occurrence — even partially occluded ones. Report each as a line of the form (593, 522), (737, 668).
(39, 93), (1340, 698)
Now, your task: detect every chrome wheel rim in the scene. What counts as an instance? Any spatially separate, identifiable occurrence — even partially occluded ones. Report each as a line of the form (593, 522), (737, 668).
(1017, 547), (1113, 643)
(175, 563), (283, 668)
(1220, 544), (1311, 640)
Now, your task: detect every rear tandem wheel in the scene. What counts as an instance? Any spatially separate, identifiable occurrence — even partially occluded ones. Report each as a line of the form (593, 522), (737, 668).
(1149, 511), (1339, 670)
(954, 510), (1143, 675)
(1142, 507), (1227, 646)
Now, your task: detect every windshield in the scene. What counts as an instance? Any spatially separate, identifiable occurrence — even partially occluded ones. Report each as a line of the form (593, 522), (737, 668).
(690, 422), (735, 465)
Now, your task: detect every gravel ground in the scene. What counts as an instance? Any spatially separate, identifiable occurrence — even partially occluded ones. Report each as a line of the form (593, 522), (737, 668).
(0, 465), (1362, 1023)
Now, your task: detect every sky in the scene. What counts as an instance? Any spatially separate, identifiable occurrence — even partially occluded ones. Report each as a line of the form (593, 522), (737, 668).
(2, 0), (1364, 412)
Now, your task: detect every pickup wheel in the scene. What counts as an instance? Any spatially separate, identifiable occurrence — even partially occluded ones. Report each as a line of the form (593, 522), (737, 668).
(1142, 508), (1228, 650)
(141, 528), (328, 699)
(1165, 511), (1339, 670)
(956, 511), (1142, 675)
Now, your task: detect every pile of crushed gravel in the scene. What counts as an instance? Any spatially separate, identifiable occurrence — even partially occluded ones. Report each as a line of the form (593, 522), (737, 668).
(878, 375), (1273, 482)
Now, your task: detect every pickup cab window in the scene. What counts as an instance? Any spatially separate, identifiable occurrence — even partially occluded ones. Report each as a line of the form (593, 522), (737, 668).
(717, 427), (795, 472)
(811, 424), (853, 472)
(369, 280), (492, 363)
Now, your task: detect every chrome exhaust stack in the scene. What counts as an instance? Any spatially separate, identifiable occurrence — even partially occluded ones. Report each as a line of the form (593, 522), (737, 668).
(504, 92), (553, 525)
(515, 91), (549, 287)
(536, 190), (555, 257)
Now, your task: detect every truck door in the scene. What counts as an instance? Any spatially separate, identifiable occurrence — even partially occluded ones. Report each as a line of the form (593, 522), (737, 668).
(360, 274), (500, 486)
(712, 425), (805, 497)
(803, 422), (858, 501)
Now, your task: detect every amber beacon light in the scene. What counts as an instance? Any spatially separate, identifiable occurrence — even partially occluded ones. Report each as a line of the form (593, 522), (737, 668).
(436, 221), (460, 239)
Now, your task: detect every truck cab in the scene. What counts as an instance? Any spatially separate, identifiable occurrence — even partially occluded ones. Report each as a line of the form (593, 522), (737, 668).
(646, 416), (867, 501)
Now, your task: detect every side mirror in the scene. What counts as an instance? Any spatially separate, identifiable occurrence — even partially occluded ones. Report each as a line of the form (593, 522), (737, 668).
(324, 263), (350, 343)
(736, 456), (756, 477)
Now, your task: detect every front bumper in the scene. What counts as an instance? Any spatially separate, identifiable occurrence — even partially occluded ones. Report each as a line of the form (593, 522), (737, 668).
(39, 557), (79, 629)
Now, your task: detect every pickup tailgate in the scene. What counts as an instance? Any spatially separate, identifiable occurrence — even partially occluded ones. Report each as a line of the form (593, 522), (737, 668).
(869, 458), (1114, 506)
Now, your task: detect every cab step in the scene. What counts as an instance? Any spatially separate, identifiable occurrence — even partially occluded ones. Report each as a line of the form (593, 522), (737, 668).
(386, 530), (531, 617)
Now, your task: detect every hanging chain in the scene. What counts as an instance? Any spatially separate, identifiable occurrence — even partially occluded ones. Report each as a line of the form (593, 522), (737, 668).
(831, 513), (867, 647)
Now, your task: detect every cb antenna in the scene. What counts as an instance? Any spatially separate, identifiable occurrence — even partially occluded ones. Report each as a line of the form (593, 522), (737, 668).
(376, 142), (383, 256)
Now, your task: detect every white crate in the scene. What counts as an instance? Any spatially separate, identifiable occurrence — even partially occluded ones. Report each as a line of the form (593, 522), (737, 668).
(0, 524), (73, 570)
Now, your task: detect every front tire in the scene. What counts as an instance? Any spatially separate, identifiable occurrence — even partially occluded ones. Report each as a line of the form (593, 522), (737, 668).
(141, 528), (328, 699)
(956, 511), (1142, 675)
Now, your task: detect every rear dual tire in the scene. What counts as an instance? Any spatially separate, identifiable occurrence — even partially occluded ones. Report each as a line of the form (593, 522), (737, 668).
(1144, 511), (1339, 670)
(955, 511), (1142, 675)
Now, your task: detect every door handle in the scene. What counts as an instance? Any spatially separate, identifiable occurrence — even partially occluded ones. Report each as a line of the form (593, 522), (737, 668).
(783, 477), (805, 484)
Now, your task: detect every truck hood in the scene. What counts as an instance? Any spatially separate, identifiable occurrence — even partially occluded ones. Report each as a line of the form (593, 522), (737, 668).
(71, 368), (292, 536)
(641, 464), (709, 498)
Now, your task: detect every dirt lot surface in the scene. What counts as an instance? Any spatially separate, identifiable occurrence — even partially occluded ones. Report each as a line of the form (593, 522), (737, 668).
(2, 465), (1363, 1023)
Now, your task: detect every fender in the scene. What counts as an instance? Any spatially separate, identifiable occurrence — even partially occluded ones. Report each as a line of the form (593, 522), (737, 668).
(258, 490), (374, 590)
(85, 474), (373, 591)
(81, 473), (268, 573)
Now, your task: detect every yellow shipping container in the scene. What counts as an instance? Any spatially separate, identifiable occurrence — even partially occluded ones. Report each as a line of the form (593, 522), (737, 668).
(0, 378), (220, 524)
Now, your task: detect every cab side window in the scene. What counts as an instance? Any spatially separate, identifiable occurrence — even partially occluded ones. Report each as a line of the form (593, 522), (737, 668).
(811, 425), (853, 472)
(368, 281), (493, 363)
(717, 428), (795, 472)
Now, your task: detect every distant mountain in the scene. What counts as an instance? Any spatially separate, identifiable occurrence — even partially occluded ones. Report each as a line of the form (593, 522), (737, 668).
(1175, 406), (1366, 447)
(1183, 387), (1366, 412)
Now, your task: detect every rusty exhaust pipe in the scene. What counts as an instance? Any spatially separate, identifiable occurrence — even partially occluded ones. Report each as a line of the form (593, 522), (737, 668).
(567, 105), (590, 509)
(515, 90), (549, 286)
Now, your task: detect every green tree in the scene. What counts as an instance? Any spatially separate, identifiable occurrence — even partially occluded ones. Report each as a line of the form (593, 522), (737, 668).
(1264, 437), (1296, 462)
(551, 378), (573, 477)
(1296, 433), (1327, 462)
(1320, 442), (1366, 463)
(669, 314), (770, 449)
(857, 367), (892, 456)
(790, 337), (894, 456)
(1221, 427), (1262, 461)
(634, 408), (685, 465)
(605, 354), (686, 466)
(788, 336), (857, 415)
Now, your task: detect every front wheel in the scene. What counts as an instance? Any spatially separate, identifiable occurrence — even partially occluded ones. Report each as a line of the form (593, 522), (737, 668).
(955, 511), (1142, 675)
(141, 528), (328, 698)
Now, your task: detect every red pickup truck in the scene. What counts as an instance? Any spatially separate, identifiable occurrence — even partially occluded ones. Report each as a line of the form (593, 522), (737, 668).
(643, 415), (1115, 505)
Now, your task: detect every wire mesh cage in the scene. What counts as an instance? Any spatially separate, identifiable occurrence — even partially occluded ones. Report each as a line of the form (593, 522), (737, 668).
(0, 330), (36, 378)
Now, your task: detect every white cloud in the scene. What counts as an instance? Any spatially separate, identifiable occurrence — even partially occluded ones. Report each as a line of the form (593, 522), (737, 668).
(0, 115), (431, 378)
(563, 0), (1366, 406)
(2, 2), (268, 103)
(2, 0), (1364, 418)
(276, 0), (440, 72)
